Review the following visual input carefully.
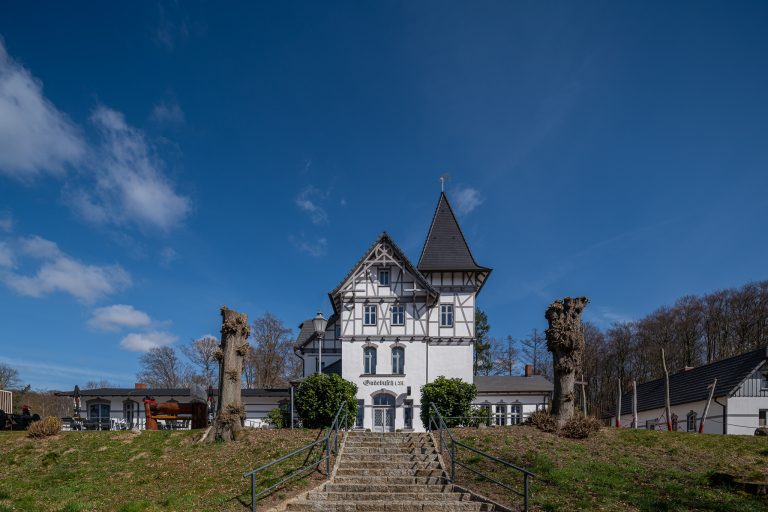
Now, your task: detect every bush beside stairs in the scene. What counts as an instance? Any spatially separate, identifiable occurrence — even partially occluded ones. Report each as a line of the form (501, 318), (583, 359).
(283, 432), (500, 512)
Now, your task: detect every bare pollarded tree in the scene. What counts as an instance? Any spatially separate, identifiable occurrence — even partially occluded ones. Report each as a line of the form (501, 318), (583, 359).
(545, 296), (589, 426)
(211, 307), (250, 442)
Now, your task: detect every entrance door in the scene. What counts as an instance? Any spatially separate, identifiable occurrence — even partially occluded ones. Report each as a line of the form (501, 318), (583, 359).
(372, 393), (395, 432)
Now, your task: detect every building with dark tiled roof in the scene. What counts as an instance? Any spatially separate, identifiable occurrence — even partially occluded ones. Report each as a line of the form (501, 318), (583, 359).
(608, 347), (768, 435)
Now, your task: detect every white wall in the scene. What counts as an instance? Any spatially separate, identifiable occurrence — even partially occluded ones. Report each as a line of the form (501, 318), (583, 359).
(610, 399), (725, 435)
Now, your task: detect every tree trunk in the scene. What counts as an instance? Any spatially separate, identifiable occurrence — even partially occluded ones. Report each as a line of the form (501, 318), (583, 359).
(211, 306), (251, 442)
(545, 296), (589, 427)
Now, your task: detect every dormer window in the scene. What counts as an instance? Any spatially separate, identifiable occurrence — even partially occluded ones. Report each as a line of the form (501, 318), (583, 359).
(378, 269), (390, 287)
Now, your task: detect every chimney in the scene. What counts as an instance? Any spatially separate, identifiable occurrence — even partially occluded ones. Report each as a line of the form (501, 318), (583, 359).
(524, 364), (533, 377)
(135, 383), (148, 390)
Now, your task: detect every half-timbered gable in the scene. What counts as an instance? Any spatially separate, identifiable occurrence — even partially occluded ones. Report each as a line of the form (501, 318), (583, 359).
(329, 233), (438, 340)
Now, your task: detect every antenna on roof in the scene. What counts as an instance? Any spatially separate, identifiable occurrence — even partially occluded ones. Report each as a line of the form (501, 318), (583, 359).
(439, 173), (450, 192)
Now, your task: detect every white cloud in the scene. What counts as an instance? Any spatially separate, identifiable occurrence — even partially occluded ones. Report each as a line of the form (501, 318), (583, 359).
(120, 330), (177, 352)
(88, 304), (152, 331)
(452, 186), (483, 215)
(68, 105), (191, 231)
(159, 246), (178, 265)
(0, 235), (131, 303)
(0, 211), (14, 232)
(0, 39), (85, 180)
(0, 242), (13, 268)
(295, 186), (329, 225)
(151, 99), (185, 125)
(290, 235), (327, 257)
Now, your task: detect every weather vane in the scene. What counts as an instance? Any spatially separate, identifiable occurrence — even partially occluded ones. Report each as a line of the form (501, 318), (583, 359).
(439, 173), (450, 192)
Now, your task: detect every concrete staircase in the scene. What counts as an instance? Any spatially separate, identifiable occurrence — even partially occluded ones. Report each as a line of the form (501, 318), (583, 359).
(285, 432), (495, 512)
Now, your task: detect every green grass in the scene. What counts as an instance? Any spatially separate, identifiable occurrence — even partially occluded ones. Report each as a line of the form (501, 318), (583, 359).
(0, 428), (324, 511)
(452, 426), (768, 511)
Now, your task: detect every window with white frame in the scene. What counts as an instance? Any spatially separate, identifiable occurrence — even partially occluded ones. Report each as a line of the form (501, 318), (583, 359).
(510, 404), (522, 425)
(391, 305), (404, 326)
(440, 304), (454, 327)
(392, 346), (404, 374)
(364, 305), (377, 326)
(356, 399), (365, 428)
(686, 411), (697, 432)
(495, 404), (507, 426)
(88, 401), (110, 422)
(364, 347), (377, 374)
(378, 269), (390, 286)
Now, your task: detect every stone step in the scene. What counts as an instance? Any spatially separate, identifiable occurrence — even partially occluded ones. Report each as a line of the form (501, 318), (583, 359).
(332, 476), (450, 485)
(342, 446), (437, 455)
(324, 483), (455, 493)
(335, 468), (447, 477)
(341, 454), (439, 463)
(285, 501), (492, 512)
(337, 461), (441, 470)
(308, 492), (470, 502)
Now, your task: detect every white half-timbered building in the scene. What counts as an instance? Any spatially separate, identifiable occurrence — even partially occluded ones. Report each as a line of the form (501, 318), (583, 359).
(295, 192), (552, 432)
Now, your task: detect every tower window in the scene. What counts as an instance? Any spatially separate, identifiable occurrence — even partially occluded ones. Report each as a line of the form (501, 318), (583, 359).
(440, 304), (454, 327)
(378, 269), (390, 286)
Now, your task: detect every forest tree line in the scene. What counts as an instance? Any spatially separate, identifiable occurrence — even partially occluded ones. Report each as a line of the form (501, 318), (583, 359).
(475, 280), (768, 418)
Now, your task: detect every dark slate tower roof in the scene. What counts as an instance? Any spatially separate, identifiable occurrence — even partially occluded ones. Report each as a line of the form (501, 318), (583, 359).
(417, 192), (491, 272)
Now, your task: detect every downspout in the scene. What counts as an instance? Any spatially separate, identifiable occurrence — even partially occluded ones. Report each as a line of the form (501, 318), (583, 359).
(714, 396), (727, 435)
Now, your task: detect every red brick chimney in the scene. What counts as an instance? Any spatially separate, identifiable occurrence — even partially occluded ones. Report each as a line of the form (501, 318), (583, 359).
(135, 383), (148, 390)
(524, 364), (533, 377)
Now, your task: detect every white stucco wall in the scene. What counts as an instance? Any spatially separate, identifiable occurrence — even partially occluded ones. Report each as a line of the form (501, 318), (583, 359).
(610, 398), (725, 435)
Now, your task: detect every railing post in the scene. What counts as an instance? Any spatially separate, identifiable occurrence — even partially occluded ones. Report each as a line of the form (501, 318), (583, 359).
(325, 434), (331, 479)
(251, 474), (257, 512)
(450, 440), (456, 481)
(524, 473), (529, 512)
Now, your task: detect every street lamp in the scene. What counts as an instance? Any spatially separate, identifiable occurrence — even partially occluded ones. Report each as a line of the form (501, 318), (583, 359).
(313, 311), (327, 374)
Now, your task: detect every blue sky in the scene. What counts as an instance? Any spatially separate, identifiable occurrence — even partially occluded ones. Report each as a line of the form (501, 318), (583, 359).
(0, 2), (766, 389)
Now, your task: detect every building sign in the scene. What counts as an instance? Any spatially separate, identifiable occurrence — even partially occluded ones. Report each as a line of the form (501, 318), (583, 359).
(362, 379), (405, 386)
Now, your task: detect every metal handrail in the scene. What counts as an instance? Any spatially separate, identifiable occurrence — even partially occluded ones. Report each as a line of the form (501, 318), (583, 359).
(429, 402), (534, 512)
(243, 402), (349, 512)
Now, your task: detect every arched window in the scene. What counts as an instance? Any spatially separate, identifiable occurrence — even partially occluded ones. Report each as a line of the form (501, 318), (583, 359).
(392, 347), (404, 374)
(364, 347), (377, 375)
(373, 393), (395, 406)
(686, 411), (697, 432)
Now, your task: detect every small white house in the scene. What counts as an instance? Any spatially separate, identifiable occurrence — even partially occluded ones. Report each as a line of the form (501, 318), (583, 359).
(56, 386), (289, 429)
(608, 346), (768, 435)
(473, 371), (553, 426)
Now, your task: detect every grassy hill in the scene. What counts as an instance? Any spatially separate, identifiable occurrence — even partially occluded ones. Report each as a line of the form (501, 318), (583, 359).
(2, 426), (767, 511)
(0, 428), (325, 512)
(452, 426), (768, 511)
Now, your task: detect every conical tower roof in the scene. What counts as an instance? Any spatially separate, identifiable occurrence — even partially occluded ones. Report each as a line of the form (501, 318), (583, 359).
(417, 192), (490, 272)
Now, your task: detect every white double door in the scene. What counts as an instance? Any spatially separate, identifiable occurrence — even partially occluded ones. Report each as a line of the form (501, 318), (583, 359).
(373, 406), (395, 432)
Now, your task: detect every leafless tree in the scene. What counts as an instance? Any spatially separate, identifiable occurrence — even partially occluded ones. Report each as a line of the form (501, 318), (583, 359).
(84, 379), (113, 389)
(137, 346), (192, 388)
(519, 329), (551, 378)
(0, 363), (20, 390)
(181, 335), (219, 388)
(245, 313), (298, 388)
(491, 336), (519, 375)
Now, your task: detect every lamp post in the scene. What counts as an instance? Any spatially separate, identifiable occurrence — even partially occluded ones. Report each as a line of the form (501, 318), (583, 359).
(313, 311), (327, 374)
